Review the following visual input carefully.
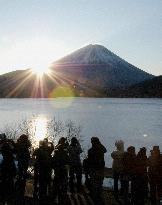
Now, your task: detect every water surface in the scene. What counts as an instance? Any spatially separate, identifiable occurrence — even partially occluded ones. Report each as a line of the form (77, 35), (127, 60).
(0, 98), (162, 166)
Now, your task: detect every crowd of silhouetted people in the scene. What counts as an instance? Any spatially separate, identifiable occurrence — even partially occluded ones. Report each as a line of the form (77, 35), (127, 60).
(0, 133), (162, 205)
(0, 133), (106, 205)
(111, 140), (162, 205)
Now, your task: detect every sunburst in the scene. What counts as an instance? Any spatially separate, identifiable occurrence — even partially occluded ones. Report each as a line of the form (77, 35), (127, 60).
(32, 67), (51, 77)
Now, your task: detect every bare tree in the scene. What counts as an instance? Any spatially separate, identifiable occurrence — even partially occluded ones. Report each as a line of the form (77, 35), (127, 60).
(47, 117), (64, 144)
(0, 117), (84, 151)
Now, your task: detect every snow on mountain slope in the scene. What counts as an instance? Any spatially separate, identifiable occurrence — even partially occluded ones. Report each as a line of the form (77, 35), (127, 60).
(53, 44), (153, 89)
(55, 44), (123, 65)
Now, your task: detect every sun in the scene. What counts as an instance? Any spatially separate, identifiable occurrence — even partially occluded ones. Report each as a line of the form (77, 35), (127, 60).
(32, 67), (51, 77)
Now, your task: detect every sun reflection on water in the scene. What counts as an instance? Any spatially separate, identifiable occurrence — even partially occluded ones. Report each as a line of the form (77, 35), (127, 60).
(31, 116), (48, 146)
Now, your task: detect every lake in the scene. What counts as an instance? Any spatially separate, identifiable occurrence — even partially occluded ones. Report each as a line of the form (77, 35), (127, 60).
(0, 97), (162, 167)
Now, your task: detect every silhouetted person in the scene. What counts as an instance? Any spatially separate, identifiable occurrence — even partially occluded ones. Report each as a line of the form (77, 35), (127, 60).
(15, 134), (31, 194)
(68, 137), (82, 193)
(111, 140), (124, 198)
(122, 146), (136, 204)
(42, 138), (54, 155)
(1, 138), (16, 203)
(132, 147), (148, 205)
(41, 138), (54, 193)
(148, 146), (162, 205)
(33, 139), (52, 201)
(56, 137), (69, 150)
(52, 137), (69, 204)
(87, 137), (107, 205)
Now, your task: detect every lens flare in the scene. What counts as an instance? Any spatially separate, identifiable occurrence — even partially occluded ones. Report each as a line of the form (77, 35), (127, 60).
(48, 85), (75, 108)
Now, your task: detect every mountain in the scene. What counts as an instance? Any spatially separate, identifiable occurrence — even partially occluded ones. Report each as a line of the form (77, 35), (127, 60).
(116, 76), (162, 98)
(52, 44), (153, 90)
(0, 69), (38, 97)
(0, 44), (155, 98)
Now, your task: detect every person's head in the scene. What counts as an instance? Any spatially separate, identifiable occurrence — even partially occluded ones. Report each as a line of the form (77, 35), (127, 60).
(91, 137), (100, 146)
(58, 137), (66, 145)
(115, 140), (124, 152)
(18, 134), (28, 143)
(127, 146), (135, 155)
(151, 146), (160, 157)
(151, 146), (160, 158)
(43, 138), (48, 146)
(140, 147), (146, 156)
(153, 146), (160, 152)
(71, 137), (78, 146)
(17, 134), (31, 148)
(138, 147), (146, 157)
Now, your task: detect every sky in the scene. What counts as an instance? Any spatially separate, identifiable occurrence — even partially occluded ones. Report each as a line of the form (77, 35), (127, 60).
(0, 0), (162, 76)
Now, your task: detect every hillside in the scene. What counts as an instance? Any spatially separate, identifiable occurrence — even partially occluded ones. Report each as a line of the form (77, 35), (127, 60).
(0, 44), (156, 98)
(117, 76), (162, 98)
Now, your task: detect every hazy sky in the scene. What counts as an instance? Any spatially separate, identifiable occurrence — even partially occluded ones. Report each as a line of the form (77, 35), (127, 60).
(0, 0), (162, 75)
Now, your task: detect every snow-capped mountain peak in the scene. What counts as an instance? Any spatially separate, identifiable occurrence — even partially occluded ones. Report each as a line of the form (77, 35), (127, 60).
(55, 44), (122, 65)
(52, 44), (153, 89)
